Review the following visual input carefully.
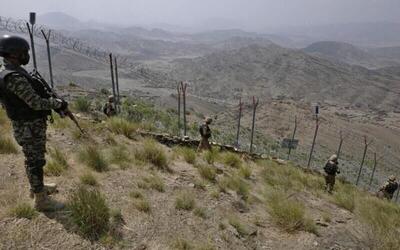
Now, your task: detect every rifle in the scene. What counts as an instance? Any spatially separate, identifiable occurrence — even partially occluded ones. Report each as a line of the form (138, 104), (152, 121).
(31, 70), (85, 134)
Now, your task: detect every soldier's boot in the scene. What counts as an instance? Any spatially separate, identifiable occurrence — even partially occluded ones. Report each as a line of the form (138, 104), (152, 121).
(30, 183), (58, 199)
(34, 191), (65, 212)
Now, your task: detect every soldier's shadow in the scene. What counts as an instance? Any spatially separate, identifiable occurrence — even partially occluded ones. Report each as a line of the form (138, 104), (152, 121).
(42, 207), (80, 238)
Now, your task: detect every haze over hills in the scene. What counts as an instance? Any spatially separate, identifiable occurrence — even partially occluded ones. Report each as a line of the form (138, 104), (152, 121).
(303, 41), (400, 69)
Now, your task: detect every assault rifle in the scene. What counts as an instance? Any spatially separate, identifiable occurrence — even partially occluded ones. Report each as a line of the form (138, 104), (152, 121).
(32, 70), (85, 134)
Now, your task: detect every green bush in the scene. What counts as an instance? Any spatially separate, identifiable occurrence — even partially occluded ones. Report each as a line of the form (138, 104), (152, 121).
(134, 139), (168, 170)
(68, 186), (110, 240)
(73, 97), (91, 113)
(221, 152), (242, 168)
(79, 145), (108, 172)
(9, 202), (37, 219)
(239, 165), (252, 179)
(228, 216), (249, 237)
(109, 146), (131, 169)
(0, 135), (18, 154)
(333, 184), (355, 212)
(203, 148), (219, 165)
(133, 199), (151, 213)
(175, 191), (196, 211)
(142, 175), (165, 192)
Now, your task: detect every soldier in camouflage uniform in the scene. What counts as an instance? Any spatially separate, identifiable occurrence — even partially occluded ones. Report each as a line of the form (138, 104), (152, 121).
(323, 154), (340, 194)
(377, 175), (399, 201)
(197, 117), (212, 152)
(103, 95), (116, 117)
(0, 35), (67, 211)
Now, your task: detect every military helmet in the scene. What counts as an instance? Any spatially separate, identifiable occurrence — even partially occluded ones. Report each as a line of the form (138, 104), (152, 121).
(205, 117), (213, 124)
(108, 95), (114, 102)
(0, 35), (30, 57)
(329, 154), (338, 161)
(389, 175), (396, 181)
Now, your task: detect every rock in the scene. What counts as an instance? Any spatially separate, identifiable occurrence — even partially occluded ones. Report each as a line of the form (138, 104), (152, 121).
(316, 221), (329, 227)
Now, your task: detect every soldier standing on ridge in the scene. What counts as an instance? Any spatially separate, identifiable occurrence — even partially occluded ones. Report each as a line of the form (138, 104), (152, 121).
(0, 35), (66, 211)
(323, 154), (340, 193)
(377, 175), (399, 201)
(103, 95), (116, 117)
(198, 117), (212, 152)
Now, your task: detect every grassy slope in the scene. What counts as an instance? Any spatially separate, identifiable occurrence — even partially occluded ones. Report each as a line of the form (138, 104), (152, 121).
(0, 100), (399, 250)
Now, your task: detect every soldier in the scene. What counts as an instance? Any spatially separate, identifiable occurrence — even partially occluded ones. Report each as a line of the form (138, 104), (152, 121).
(197, 117), (212, 152)
(0, 35), (67, 211)
(103, 95), (116, 117)
(323, 154), (340, 193)
(377, 175), (399, 201)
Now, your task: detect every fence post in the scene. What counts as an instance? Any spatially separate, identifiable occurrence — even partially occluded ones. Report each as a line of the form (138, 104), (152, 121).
(356, 136), (373, 186)
(307, 109), (320, 168)
(180, 81), (188, 136)
(26, 12), (37, 71)
(249, 96), (259, 153)
(235, 97), (243, 148)
(337, 130), (344, 160)
(287, 116), (298, 160)
(40, 29), (54, 88)
(109, 53), (116, 110)
(177, 83), (182, 136)
(114, 57), (120, 106)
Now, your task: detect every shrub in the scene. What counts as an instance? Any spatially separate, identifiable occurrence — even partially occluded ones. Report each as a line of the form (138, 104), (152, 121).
(68, 186), (110, 240)
(44, 148), (69, 176)
(172, 238), (193, 250)
(198, 164), (216, 182)
(266, 189), (316, 233)
(134, 139), (168, 170)
(79, 145), (108, 172)
(9, 203), (37, 219)
(0, 135), (18, 154)
(73, 97), (91, 113)
(107, 117), (137, 139)
(175, 191), (196, 211)
(80, 173), (98, 186)
(177, 147), (196, 164)
(220, 175), (250, 200)
(129, 190), (143, 199)
(221, 152), (242, 168)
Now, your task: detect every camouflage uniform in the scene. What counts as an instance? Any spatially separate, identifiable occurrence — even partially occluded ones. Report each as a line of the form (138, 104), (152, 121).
(323, 154), (340, 193)
(0, 60), (62, 194)
(103, 102), (116, 117)
(377, 176), (399, 200)
(197, 118), (212, 152)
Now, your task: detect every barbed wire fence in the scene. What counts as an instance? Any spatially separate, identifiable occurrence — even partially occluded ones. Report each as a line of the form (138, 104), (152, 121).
(0, 16), (133, 67)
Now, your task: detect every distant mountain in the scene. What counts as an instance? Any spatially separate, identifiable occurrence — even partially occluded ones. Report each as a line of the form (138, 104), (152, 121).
(303, 41), (398, 69)
(368, 46), (400, 62)
(278, 22), (400, 47)
(160, 44), (400, 110)
(38, 12), (85, 30)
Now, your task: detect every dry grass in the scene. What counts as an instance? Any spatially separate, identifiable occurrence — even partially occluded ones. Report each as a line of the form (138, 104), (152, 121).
(68, 185), (110, 240)
(176, 146), (196, 164)
(172, 238), (193, 250)
(109, 145), (131, 169)
(9, 202), (37, 220)
(332, 183), (356, 212)
(194, 207), (208, 219)
(142, 175), (165, 192)
(73, 97), (91, 113)
(197, 164), (216, 182)
(266, 189), (317, 234)
(221, 152), (242, 168)
(134, 139), (168, 170)
(218, 175), (250, 200)
(175, 191), (196, 211)
(107, 117), (137, 139)
(79, 145), (108, 172)
(239, 165), (252, 179)
(80, 172), (98, 186)
(0, 134), (18, 154)
(133, 198), (151, 213)
(357, 196), (400, 249)
(228, 216), (249, 237)
(203, 147), (219, 165)
(44, 147), (69, 176)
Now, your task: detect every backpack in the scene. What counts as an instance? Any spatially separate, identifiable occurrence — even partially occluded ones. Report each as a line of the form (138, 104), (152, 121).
(324, 161), (337, 175)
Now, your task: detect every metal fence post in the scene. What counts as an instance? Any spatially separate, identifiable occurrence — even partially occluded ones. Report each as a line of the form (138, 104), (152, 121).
(356, 136), (373, 186)
(177, 83), (182, 136)
(307, 114), (320, 168)
(235, 97), (243, 148)
(287, 116), (298, 160)
(180, 81), (188, 136)
(109, 53), (116, 109)
(250, 96), (259, 153)
(41, 29), (54, 88)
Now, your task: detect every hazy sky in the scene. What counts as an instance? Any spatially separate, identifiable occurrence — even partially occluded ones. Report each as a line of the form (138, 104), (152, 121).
(1, 0), (400, 31)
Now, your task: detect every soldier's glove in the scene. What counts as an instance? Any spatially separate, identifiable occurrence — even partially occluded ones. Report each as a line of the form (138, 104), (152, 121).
(54, 99), (69, 116)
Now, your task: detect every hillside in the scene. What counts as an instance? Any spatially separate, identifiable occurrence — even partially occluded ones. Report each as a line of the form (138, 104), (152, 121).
(1, 92), (399, 250)
(162, 44), (400, 110)
(303, 41), (398, 69)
